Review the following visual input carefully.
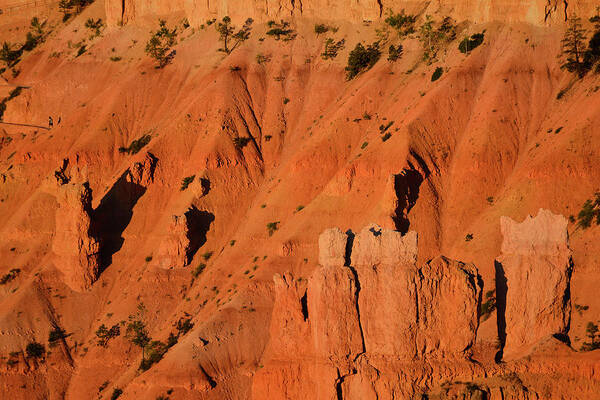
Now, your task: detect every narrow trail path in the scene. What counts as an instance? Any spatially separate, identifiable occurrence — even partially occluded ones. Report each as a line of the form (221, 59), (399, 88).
(0, 121), (49, 130)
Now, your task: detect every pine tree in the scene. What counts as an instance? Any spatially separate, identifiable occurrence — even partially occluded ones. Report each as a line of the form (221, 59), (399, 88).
(561, 14), (587, 75)
(216, 17), (253, 54)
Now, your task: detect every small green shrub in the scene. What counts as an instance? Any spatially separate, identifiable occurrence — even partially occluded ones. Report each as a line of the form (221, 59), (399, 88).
(361, 141), (368, 149)
(385, 11), (416, 36)
(145, 20), (178, 67)
(58, 0), (93, 20)
(110, 388), (123, 400)
(139, 340), (168, 371)
(379, 121), (394, 133)
(192, 263), (206, 278)
(119, 134), (151, 155)
(175, 317), (193, 335)
(388, 44), (403, 61)
(266, 221), (279, 236)
(76, 45), (87, 57)
(126, 311), (150, 354)
(419, 15), (456, 63)
(110, 56), (122, 62)
(574, 304), (589, 314)
(95, 324), (120, 347)
(0, 42), (21, 68)
(85, 18), (104, 38)
(459, 33), (485, 54)
(479, 290), (496, 321)
(256, 53), (270, 64)
(0, 268), (20, 284)
(216, 17), (253, 53)
(25, 342), (45, 359)
(266, 20), (294, 41)
(180, 175), (195, 191)
(381, 133), (392, 142)
(575, 192), (600, 229)
(23, 17), (46, 52)
(201, 251), (213, 260)
(431, 67), (443, 81)
(346, 42), (381, 80)
(314, 24), (329, 35)
(465, 233), (474, 241)
(48, 327), (67, 346)
(321, 38), (345, 60)
(98, 381), (109, 392)
(233, 136), (251, 148)
(581, 322), (600, 351)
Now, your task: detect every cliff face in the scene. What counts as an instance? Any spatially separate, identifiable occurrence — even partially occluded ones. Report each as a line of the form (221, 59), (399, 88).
(497, 209), (573, 360)
(105, 0), (595, 26)
(254, 225), (483, 399)
(254, 220), (587, 398)
(52, 182), (101, 291)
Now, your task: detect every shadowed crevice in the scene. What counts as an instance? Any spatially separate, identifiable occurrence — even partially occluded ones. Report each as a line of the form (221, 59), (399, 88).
(199, 364), (217, 388)
(344, 229), (355, 267)
(392, 167), (424, 234)
(555, 256), (574, 345)
(300, 291), (308, 321)
(184, 206), (215, 264)
(93, 171), (146, 272)
(494, 261), (507, 363)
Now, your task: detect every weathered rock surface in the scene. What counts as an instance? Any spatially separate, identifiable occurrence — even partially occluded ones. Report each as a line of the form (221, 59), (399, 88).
(254, 225), (482, 398)
(351, 225), (480, 360)
(155, 212), (193, 269)
(127, 152), (158, 187)
(105, 0), (597, 27)
(52, 182), (100, 291)
(497, 209), (573, 360)
(317, 227), (348, 267)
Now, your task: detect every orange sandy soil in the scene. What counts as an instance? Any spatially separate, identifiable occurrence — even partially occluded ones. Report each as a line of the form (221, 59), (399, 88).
(0, 1), (600, 399)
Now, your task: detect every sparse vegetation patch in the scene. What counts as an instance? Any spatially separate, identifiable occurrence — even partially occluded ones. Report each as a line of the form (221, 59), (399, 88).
(180, 175), (195, 191)
(0, 268), (20, 284)
(459, 32), (485, 54)
(119, 135), (151, 155)
(266, 221), (279, 236)
(216, 17), (253, 54)
(145, 20), (178, 68)
(321, 38), (345, 60)
(346, 42), (381, 80)
(431, 67), (443, 81)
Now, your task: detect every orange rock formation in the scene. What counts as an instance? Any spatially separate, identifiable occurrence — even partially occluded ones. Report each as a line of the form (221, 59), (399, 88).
(1, 0), (600, 398)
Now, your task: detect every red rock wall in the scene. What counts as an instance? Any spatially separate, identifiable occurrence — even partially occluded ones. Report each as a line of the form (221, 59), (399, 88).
(105, 0), (597, 27)
(497, 209), (573, 360)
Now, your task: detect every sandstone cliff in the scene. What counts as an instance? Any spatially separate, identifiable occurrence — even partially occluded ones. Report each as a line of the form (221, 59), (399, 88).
(105, 0), (597, 27)
(497, 209), (573, 360)
(254, 225), (483, 398)
(51, 182), (101, 291)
